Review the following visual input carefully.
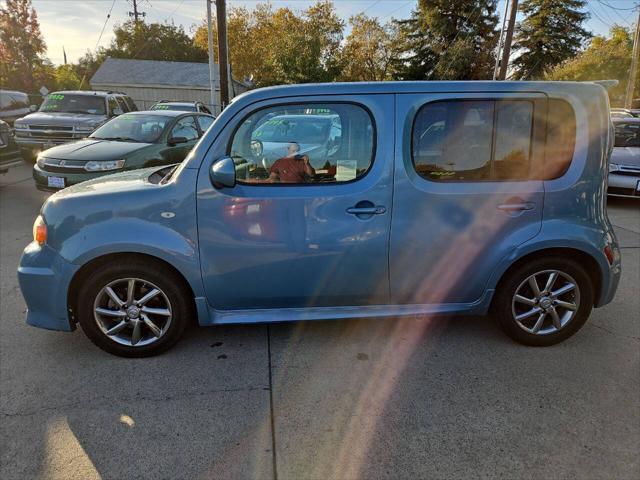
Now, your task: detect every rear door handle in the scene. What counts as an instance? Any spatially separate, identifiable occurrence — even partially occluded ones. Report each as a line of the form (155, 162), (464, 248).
(497, 202), (535, 212)
(346, 206), (386, 215)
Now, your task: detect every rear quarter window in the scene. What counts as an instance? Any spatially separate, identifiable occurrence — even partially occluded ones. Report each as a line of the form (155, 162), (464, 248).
(544, 99), (576, 180)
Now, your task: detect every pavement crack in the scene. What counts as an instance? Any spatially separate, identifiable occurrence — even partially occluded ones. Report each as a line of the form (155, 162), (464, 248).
(612, 223), (640, 235)
(267, 324), (278, 480)
(0, 385), (268, 417)
(589, 323), (640, 342)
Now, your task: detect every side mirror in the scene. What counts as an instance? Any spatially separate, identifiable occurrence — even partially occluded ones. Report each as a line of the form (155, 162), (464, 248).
(168, 136), (188, 146)
(30, 105), (37, 112)
(112, 107), (123, 116)
(210, 156), (236, 188)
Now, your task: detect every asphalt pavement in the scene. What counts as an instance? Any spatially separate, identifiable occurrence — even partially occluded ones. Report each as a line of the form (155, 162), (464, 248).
(1, 163), (638, 480)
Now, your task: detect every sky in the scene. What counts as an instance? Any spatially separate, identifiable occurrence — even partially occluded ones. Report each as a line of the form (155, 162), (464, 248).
(26, 0), (640, 66)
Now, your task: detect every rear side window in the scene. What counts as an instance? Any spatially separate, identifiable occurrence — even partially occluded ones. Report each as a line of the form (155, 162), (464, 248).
(544, 99), (575, 179)
(107, 97), (119, 115)
(412, 99), (534, 181)
(115, 96), (129, 112)
(123, 96), (137, 111)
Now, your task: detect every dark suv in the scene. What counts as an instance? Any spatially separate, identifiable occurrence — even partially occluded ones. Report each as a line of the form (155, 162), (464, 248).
(13, 90), (137, 160)
(0, 89), (31, 126)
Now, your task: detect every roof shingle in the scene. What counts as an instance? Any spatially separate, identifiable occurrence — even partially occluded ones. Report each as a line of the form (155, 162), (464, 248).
(90, 58), (220, 88)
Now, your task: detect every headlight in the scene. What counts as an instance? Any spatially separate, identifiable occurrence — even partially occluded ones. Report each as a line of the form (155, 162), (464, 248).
(33, 215), (47, 245)
(36, 154), (47, 168)
(608, 163), (619, 173)
(84, 159), (126, 172)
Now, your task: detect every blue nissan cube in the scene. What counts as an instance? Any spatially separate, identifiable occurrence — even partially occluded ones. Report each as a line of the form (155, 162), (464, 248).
(18, 81), (621, 357)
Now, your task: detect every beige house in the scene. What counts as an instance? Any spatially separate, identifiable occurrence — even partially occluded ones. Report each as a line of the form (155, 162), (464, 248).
(90, 57), (250, 114)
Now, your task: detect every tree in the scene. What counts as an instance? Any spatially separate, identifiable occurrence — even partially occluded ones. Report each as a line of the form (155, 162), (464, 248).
(193, 1), (344, 87)
(193, 6), (262, 84)
(512, 0), (591, 79)
(340, 14), (398, 81)
(394, 0), (499, 80)
(546, 26), (636, 107)
(73, 49), (109, 89)
(0, 0), (52, 91)
(105, 20), (208, 63)
(55, 65), (81, 90)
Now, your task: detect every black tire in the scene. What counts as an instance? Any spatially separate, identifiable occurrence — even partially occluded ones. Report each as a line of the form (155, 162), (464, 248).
(77, 260), (193, 357)
(492, 256), (594, 346)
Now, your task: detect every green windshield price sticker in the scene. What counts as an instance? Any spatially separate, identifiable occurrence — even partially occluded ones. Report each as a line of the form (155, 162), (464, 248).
(120, 114), (136, 120)
(48, 94), (65, 100)
(155, 105), (169, 110)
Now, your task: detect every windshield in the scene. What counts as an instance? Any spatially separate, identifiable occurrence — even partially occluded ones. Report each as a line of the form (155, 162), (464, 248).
(614, 122), (640, 147)
(39, 94), (106, 115)
(253, 116), (331, 143)
(90, 113), (172, 143)
(151, 104), (197, 112)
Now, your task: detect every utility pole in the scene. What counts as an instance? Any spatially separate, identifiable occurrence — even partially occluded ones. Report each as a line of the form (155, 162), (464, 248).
(493, 0), (510, 80)
(216, 0), (230, 109)
(206, 0), (217, 113)
(128, 0), (146, 23)
(498, 0), (518, 80)
(625, 7), (640, 108)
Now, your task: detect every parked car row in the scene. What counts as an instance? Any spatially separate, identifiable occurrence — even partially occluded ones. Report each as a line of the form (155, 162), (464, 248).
(0, 89), (216, 180)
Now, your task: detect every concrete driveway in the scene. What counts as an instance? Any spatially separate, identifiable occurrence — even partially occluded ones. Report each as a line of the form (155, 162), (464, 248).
(1, 163), (638, 480)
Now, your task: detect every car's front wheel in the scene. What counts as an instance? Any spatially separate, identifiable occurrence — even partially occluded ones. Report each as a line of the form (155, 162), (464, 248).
(493, 257), (594, 346)
(77, 261), (192, 357)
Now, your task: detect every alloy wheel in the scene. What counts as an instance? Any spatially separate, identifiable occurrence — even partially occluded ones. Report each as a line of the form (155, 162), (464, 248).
(93, 278), (173, 347)
(511, 270), (581, 335)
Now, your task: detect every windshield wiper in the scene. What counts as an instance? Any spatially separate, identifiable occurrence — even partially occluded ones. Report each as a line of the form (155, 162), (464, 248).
(92, 136), (138, 142)
(64, 109), (102, 114)
(160, 165), (179, 184)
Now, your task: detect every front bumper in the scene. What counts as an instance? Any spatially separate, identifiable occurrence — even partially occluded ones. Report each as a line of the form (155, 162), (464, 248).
(17, 243), (79, 331)
(33, 163), (114, 191)
(15, 137), (83, 151)
(608, 173), (640, 198)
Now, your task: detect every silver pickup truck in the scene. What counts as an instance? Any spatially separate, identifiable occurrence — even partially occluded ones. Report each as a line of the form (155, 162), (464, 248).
(13, 90), (137, 160)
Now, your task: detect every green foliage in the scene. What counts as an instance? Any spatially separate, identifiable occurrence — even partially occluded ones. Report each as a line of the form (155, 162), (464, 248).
(0, 0), (53, 92)
(340, 14), (399, 81)
(513, 0), (591, 79)
(193, 1), (344, 87)
(545, 26), (636, 107)
(105, 20), (208, 63)
(54, 65), (81, 90)
(393, 0), (499, 80)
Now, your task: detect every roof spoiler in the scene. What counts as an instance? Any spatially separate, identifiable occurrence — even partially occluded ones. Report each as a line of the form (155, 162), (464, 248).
(591, 80), (619, 90)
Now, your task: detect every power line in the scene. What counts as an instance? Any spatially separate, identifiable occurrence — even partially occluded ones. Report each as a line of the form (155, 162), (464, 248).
(378, 0), (415, 21)
(596, 0), (635, 25)
(596, 0), (637, 11)
(79, 0), (117, 88)
(359, 0), (383, 16)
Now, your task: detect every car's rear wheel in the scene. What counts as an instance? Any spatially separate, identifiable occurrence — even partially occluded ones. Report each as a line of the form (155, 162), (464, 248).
(493, 257), (593, 346)
(77, 261), (192, 357)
